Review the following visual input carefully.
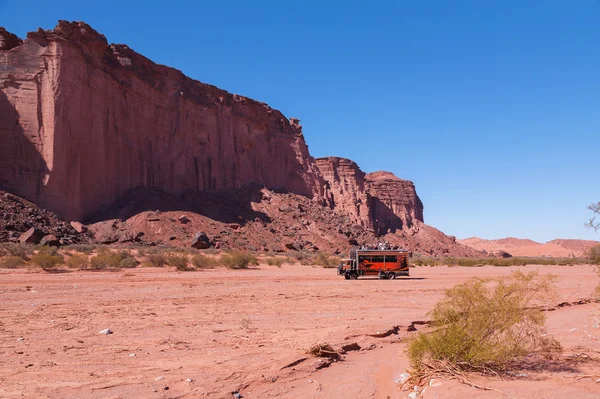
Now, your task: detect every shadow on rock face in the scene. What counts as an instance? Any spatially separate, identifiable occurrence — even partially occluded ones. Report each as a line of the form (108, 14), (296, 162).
(86, 182), (272, 226)
(0, 90), (49, 206)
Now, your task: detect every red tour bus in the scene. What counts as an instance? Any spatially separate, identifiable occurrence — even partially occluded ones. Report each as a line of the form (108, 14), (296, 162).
(338, 247), (410, 280)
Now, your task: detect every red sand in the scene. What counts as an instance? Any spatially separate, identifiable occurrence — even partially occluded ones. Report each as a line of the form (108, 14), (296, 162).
(1, 264), (600, 398)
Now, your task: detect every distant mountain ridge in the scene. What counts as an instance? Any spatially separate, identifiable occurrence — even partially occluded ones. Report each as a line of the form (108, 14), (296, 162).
(459, 237), (599, 258)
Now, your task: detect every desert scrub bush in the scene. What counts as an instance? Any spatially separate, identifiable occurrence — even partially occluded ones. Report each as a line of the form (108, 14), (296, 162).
(411, 256), (587, 267)
(145, 253), (167, 267)
(65, 253), (90, 269)
(67, 244), (95, 255)
(314, 252), (340, 268)
(407, 270), (559, 375)
(166, 253), (192, 271)
(30, 252), (63, 270)
(265, 256), (287, 267)
(90, 250), (137, 270)
(0, 243), (34, 258)
(119, 256), (140, 269)
(0, 256), (25, 269)
(191, 254), (215, 269)
(589, 245), (600, 265)
(219, 251), (259, 269)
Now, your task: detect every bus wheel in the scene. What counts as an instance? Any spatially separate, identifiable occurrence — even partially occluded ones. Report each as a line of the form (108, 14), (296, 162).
(351, 273), (358, 280)
(388, 273), (396, 280)
(344, 274), (350, 280)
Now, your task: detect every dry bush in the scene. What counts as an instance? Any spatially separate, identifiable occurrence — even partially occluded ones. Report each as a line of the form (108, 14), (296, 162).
(167, 253), (192, 271)
(145, 253), (167, 267)
(0, 256), (25, 269)
(65, 253), (89, 269)
(314, 252), (340, 268)
(30, 252), (63, 270)
(119, 256), (140, 269)
(411, 256), (586, 267)
(67, 244), (95, 255)
(265, 256), (287, 267)
(408, 270), (560, 374)
(191, 254), (215, 269)
(90, 250), (137, 270)
(589, 245), (600, 265)
(0, 243), (34, 258)
(219, 251), (258, 269)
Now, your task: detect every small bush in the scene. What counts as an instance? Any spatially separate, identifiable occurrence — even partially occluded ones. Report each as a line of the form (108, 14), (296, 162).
(220, 251), (259, 269)
(90, 251), (136, 270)
(407, 270), (559, 373)
(120, 257), (140, 269)
(67, 244), (95, 255)
(65, 253), (89, 269)
(191, 254), (215, 269)
(0, 256), (25, 269)
(30, 252), (63, 270)
(167, 253), (191, 271)
(589, 245), (600, 265)
(265, 256), (287, 267)
(0, 243), (34, 258)
(314, 252), (340, 268)
(146, 253), (167, 268)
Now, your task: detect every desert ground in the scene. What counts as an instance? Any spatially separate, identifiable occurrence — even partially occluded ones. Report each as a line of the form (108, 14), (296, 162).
(1, 264), (600, 399)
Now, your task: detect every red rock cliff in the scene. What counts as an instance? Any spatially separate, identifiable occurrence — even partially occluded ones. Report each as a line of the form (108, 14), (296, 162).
(316, 157), (424, 236)
(0, 21), (324, 221)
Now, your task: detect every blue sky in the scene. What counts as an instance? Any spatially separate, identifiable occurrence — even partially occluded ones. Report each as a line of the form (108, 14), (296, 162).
(1, 0), (599, 242)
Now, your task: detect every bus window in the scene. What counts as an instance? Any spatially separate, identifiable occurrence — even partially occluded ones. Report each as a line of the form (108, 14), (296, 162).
(372, 255), (384, 262)
(385, 255), (398, 263)
(358, 255), (371, 263)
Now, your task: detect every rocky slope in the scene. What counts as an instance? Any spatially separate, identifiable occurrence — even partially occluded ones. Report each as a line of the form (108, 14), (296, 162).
(0, 21), (324, 222)
(459, 237), (599, 258)
(0, 190), (85, 244)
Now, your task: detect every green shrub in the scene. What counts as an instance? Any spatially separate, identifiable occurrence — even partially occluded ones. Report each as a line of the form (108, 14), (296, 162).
(314, 252), (339, 268)
(167, 253), (191, 271)
(65, 253), (89, 269)
(0, 256), (25, 269)
(219, 251), (259, 269)
(30, 252), (63, 270)
(407, 270), (559, 374)
(191, 254), (215, 269)
(265, 256), (287, 267)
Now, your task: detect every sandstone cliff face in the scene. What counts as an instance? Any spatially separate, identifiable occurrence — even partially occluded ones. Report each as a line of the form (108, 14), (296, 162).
(0, 21), (324, 221)
(365, 171), (424, 234)
(315, 157), (373, 229)
(316, 157), (424, 236)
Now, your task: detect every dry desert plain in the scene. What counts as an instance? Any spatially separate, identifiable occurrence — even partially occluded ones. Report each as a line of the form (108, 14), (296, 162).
(2, 264), (600, 399)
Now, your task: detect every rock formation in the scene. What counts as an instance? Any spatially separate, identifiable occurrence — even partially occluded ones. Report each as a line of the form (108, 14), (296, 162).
(317, 157), (424, 236)
(0, 21), (482, 256)
(0, 21), (324, 222)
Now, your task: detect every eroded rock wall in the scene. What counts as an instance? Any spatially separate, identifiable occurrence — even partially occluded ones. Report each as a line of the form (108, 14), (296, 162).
(0, 21), (324, 221)
(316, 158), (424, 236)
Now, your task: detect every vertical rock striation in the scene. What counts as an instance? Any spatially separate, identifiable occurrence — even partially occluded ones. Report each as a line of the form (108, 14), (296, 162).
(316, 157), (424, 236)
(0, 21), (324, 221)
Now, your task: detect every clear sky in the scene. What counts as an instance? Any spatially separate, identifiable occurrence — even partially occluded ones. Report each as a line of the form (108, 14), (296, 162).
(1, 0), (599, 242)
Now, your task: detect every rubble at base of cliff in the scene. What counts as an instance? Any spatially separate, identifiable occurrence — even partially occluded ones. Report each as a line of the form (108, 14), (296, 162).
(0, 190), (89, 245)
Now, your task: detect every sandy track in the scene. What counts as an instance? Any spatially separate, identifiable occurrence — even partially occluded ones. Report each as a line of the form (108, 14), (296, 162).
(1, 265), (600, 398)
